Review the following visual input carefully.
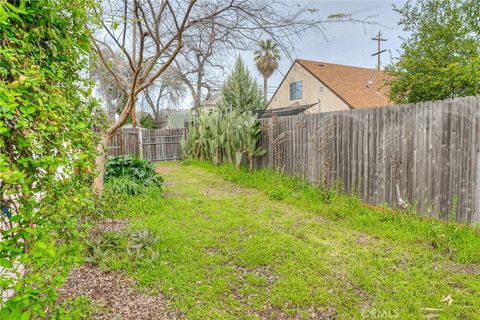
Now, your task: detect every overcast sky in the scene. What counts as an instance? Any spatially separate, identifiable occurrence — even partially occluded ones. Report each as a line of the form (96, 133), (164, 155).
(241, 0), (408, 98)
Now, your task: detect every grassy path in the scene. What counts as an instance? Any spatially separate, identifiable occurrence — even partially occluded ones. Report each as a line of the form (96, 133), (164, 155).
(111, 162), (480, 319)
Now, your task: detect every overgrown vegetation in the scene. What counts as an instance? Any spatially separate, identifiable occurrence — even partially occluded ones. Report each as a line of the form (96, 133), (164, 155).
(386, 0), (480, 103)
(101, 161), (480, 319)
(182, 110), (266, 169)
(197, 161), (480, 263)
(0, 0), (98, 318)
(104, 155), (163, 195)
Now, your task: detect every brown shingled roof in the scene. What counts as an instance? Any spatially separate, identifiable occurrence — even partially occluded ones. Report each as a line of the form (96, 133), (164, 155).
(297, 59), (392, 109)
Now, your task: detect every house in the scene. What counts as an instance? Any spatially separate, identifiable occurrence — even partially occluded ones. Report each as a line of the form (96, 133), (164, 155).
(267, 59), (392, 113)
(195, 92), (221, 113)
(159, 108), (189, 128)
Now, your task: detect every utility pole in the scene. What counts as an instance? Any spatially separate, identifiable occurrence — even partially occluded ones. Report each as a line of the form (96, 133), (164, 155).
(371, 31), (387, 70)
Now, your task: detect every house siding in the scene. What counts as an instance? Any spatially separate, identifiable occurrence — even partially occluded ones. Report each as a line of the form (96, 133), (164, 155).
(267, 62), (349, 113)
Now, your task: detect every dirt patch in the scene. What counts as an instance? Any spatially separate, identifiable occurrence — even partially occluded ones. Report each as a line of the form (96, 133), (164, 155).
(228, 265), (280, 309)
(236, 265), (279, 287)
(205, 247), (219, 256)
(441, 261), (480, 275)
(98, 218), (130, 233)
(163, 191), (182, 198)
(305, 306), (337, 320)
(355, 232), (380, 247)
(156, 165), (179, 175)
(331, 270), (371, 311)
(259, 305), (336, 320)
(89, 219), (129, 240)
(59, 265), (181, 320)
(203, 185), (256, 197)
(259, 305), (295, 320)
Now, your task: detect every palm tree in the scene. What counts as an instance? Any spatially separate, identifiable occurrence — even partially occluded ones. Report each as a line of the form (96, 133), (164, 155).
(254, 39), (281, 103)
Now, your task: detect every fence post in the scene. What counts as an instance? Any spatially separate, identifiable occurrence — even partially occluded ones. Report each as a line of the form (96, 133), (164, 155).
(138, 129), (144, 159)
(475, 149), (480, 224)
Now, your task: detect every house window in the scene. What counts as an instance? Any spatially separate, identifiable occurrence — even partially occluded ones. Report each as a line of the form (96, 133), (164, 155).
(290, 81), (303, 100)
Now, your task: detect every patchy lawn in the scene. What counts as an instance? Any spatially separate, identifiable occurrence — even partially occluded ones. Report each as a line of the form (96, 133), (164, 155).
(80, 161), (480, 319)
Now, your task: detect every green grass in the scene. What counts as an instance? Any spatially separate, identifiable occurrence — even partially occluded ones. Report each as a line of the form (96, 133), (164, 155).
(101, 160), (480, 319)
(55, 295), (104, 320)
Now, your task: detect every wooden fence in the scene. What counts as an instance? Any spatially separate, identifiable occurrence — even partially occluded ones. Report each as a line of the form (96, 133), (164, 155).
(106, 128), (186, 161)
(256, 96), (480, 224)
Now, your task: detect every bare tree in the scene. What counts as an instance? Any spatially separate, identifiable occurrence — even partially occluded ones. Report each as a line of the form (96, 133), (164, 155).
(174, 9), (377, 111)
(175, 19), (239, 110)
(91, 0), (197, 193)
(140, 67), (185, 127)
(91, 50), (129, 124)
(91, 0), (375, 194)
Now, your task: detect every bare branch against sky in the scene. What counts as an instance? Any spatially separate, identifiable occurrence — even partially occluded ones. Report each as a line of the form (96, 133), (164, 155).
(90, 0), (374, 191)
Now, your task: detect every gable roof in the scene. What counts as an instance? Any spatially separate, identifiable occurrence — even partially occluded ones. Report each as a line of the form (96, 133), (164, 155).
(295, 59), (392, 109)
(159, 108), (188, 128)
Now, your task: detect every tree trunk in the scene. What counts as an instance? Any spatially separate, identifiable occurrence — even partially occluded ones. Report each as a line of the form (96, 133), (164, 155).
(131, 105), (136, 128)
(194, 59), (205, 112)
(92, 132), (111, 196)
(249, 157), (254, 171)
(263, 76), (268, 103)
(131, 1), (137, 128)
(194, 94), (201, 112)
(193, 76), (202, 112)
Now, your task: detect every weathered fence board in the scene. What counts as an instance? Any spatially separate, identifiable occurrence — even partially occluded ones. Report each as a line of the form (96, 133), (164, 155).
(257, 96), (480, 224)
(105, 128), (186, 162)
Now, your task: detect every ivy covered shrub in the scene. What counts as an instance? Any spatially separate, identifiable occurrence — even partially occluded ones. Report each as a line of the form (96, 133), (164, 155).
(0, 0), (98, 318)
(105, 156), (163, 195)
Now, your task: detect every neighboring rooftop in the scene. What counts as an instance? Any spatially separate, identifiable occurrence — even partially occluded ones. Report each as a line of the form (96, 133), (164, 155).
(296, 59), (392, 109)
(200, 93), (221, 109)
(159, 108), (188, 128)
(255, 103), (314, 118)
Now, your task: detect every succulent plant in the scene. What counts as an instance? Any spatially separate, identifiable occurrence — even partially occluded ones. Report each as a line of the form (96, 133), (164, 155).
(182, 109), (265, 170)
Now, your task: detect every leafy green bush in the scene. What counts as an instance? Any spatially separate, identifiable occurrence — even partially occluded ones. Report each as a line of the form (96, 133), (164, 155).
(105, 155), (163, 191)
(0, 0), (98, 317)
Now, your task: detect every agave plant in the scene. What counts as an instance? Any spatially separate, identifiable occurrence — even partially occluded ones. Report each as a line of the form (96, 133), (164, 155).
(208, 111), (225, 165)
(243, 112), (267, 170)
(182, 113), (199, 159)
(181, 128), (198, 159)
(182, 109), (266, 170)
(196, 111), (212, 160)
